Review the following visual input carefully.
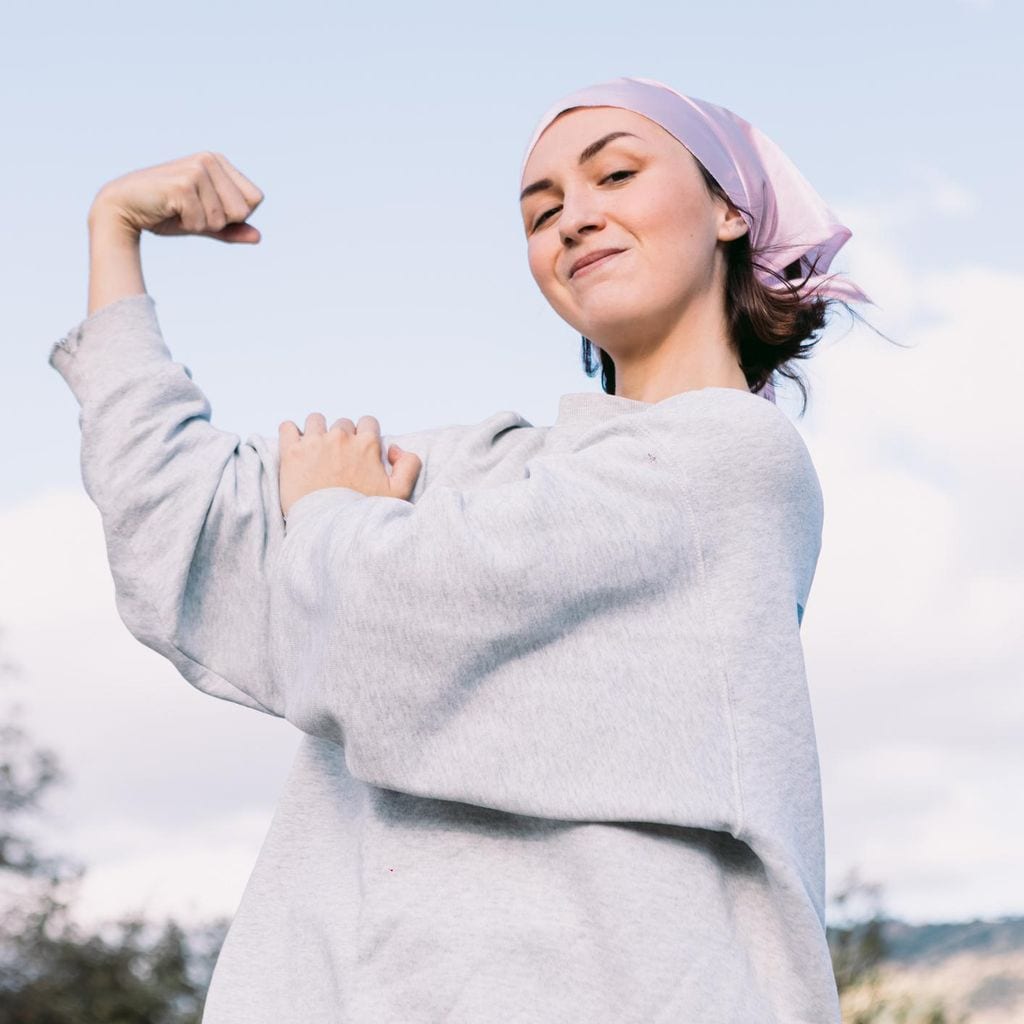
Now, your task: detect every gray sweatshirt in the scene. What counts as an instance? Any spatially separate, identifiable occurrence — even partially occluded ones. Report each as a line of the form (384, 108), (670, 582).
(48, 292), (840, 1023)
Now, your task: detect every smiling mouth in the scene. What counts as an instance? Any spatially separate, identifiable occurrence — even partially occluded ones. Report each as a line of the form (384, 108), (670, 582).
(572, 251), (623, 279)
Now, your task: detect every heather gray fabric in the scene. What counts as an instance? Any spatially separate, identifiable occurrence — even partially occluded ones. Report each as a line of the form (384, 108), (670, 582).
(49, 292), (839, 1023)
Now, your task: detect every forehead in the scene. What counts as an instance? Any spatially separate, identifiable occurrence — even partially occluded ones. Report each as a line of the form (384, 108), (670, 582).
(522, 106), (673, 185)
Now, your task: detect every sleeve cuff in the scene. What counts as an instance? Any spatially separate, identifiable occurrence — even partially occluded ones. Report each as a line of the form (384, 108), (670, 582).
(284, 485), (367, 534)
(48, 292), (171, 406)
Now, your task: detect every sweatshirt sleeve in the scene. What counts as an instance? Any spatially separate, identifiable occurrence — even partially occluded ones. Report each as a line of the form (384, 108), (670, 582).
(268, 414), (736, 825)
(47, 292), (507, 719)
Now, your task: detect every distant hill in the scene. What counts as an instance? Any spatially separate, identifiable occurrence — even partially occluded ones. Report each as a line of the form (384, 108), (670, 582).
(828, 915), (1024, 1023)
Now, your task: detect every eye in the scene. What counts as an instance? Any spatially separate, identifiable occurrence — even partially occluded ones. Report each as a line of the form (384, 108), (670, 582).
(531, 170), (636, 231)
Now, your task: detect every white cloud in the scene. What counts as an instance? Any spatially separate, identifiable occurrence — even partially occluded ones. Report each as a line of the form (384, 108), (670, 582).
(788, 166), (1024, 921)
(58, 811), (276, 931)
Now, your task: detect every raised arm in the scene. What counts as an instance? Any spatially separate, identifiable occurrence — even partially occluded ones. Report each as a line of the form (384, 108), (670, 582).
(54, 158), (287, 714)
(50, 288), (283, 715)
(51, 160), (533, 718)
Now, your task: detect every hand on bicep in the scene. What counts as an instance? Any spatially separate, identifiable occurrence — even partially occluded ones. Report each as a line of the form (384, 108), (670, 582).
(278, 413), (422, 518)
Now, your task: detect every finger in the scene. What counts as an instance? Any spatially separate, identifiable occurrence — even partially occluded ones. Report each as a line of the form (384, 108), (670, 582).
(203, 154), (250, 222)
(173, 177), (208, 234)
(211, 152), (265, 212)
(193, 161), (228, 234)
(212, 221), (261, 244)
(278, 420), (302, 446)
(329, 417), (356, 435)
(355, 414), (381, 437)
(304, 412), (328, 435)
(387, 446), (422, 500)
(203, 154), (256, 237)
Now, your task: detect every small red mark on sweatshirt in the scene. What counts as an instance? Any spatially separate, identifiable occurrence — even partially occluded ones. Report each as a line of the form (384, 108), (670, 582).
(388, 867), (395, 873)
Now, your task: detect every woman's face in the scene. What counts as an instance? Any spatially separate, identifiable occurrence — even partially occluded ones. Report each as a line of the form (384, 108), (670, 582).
(520, 106), (748, 355)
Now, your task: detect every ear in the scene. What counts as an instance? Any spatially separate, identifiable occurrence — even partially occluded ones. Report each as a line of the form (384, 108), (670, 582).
(718, 202), (749, 243)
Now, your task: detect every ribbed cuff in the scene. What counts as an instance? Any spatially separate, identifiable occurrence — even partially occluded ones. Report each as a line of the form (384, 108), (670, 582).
(48, 293), (170, 406)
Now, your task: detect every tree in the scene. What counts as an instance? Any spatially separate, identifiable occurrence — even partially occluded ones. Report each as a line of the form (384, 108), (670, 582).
(827, 865), (970, 1024)
(0, 623), (229, 1023)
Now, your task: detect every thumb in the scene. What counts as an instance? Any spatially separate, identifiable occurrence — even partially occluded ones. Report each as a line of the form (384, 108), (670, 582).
(211, 222), (262, 244)
(387, 444), (422, 500)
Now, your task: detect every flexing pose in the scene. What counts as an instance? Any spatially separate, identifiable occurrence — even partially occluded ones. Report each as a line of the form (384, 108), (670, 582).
(50, 76), (874, 1022)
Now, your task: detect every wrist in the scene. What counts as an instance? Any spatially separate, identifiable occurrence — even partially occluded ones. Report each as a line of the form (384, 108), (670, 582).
(87, 194), (141, 243)
(86, 194), (147, 316)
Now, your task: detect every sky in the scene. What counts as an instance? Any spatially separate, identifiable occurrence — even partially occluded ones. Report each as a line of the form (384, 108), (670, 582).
(2, 0), (1022, 934)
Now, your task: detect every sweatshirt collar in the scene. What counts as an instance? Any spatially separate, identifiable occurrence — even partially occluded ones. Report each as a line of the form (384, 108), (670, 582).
(555, 386), (757, 430)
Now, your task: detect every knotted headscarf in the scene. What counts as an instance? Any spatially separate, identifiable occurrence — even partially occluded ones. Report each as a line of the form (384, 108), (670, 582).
(520, 76), (875, 404)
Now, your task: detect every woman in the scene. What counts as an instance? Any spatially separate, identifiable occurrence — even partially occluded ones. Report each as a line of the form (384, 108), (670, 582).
(49, 76), (874, 1023)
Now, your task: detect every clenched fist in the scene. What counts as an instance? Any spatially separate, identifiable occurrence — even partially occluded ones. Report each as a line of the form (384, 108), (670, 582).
(278, 413), (422, 520)
(89, 150), (264, 243)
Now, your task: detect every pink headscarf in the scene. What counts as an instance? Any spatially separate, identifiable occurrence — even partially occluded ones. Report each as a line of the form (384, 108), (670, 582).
(520, 76), (875, 404)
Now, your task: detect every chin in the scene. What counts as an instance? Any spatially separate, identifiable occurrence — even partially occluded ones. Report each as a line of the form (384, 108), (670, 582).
(573, 300), (651, 341)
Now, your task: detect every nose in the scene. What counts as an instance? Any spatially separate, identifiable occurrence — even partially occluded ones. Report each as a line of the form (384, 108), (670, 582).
(558, 189), (607, 245)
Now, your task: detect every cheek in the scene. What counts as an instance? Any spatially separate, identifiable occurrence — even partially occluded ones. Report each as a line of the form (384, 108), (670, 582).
(527, 240), (557, 291)
(648, 204), (714, 273)
(526, 242), (542, 280)
(631, 178), (706, 242)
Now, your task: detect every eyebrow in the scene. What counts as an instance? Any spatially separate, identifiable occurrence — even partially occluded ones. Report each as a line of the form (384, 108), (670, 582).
(519, 131), (642, 203)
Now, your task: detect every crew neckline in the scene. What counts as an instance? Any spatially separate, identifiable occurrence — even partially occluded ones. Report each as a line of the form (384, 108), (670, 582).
(555, 386), (765, 428)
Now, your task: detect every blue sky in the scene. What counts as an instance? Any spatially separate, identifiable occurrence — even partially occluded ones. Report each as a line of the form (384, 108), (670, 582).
(2, 0), (1022, 930)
